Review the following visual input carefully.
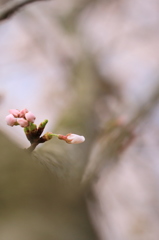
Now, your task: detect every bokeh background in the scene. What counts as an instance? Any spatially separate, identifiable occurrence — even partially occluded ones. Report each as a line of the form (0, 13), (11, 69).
(1, 0), (159, 239)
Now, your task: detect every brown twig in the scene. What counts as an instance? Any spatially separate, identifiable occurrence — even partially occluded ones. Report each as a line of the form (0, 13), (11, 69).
(26, 141), (39, 152)
(0, 0), (50, 21)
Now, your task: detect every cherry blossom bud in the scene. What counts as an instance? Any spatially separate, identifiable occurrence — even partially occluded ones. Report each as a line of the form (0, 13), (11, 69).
(9, 109), (20, 117)
(6, 114), (17, 126)
(19, 108), (28, 118)
(25, 111), (36, 123)
(58, 133), (85, 144)
(17, 118), (29, 127)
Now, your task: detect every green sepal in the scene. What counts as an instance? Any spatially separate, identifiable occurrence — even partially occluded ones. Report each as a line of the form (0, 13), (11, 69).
(44, 132), (54, 140)
(29, 122), (37, 131)
(24, 126), (30, 134)
(39, 132), (54, 143)
(36, 120), (48, 137)
(39, 119), (48, 128)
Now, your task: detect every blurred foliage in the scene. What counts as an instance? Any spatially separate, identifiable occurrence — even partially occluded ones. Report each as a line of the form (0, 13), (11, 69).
(0, 132), (97, 240)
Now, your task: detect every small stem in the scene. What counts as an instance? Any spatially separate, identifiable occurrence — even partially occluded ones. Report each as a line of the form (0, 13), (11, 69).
(51, 133), (59, 137)
(25, 132), (60, 153)
(26, 141), (39, 153)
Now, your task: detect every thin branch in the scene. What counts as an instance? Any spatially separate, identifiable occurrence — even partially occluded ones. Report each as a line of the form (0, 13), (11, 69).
(0, 0), (50, 21)
(82, 86), (159, 186)
(26, 141), (39, 152)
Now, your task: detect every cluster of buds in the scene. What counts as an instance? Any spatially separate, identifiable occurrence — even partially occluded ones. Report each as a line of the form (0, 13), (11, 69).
(6, 109), (36, 127)
(6, 108), (85, 152)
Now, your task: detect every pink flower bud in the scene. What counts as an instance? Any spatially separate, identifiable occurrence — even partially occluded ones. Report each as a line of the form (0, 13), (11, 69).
(19, 108), (28, 118)
(9, 109), (20, 117)
(6, 114), (17, 126)
(17, 118), (29, 127)
(25, 111), (36, 123)
(58, 133), (85, 144)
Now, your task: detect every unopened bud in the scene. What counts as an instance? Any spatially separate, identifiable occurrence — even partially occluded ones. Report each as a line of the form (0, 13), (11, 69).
(6, 114), (17, 126)
(25, 111), (36, 123)
(58, 133), (85, 144)
(17, 118), (29, 127)
(19, 108), (28, 118)
(9, 109), (20, 117)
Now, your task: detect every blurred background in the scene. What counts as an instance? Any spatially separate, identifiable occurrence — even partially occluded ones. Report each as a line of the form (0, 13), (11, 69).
(1, 0), (159, 239)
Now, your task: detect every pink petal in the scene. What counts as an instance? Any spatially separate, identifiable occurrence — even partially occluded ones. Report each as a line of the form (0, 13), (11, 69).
(9, 109), (20, 117)
(66, 133), (85, 144)
(19, 108), (28, 118)
(6, 114), (17, 126)
(25, 111), (36, 123)
(17, 118), (29, 127)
